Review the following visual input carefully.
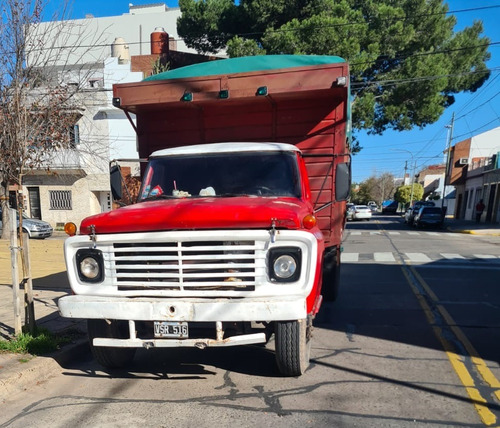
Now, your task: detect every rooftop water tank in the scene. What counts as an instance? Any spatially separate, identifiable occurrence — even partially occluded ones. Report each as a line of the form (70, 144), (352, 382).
(111, 37), (130, 64)
(151, 27), (169, 55)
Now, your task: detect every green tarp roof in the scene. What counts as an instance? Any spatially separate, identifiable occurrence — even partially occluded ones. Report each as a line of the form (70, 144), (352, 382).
(144, 55), (345, 82)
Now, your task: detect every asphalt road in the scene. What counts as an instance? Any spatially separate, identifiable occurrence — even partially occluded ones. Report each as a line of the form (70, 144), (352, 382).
(1, 215), (499, 428)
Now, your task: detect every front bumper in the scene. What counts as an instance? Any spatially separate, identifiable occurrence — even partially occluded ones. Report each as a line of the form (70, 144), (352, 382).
(30, 228), (53, 238)
(58, 295), (307, 322)
(60, 295), (307, 348)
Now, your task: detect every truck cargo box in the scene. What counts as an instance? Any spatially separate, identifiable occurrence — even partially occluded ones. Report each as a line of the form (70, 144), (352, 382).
(113, 55), (351, 247)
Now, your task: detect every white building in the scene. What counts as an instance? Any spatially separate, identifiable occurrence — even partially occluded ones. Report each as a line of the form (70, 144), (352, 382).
(447, 126), (500, 222)
(34, 3), (195, 67)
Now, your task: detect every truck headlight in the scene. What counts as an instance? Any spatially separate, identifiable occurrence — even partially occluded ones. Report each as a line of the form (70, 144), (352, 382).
(76, 249), (104, 283)
(269, 247), (301, 282)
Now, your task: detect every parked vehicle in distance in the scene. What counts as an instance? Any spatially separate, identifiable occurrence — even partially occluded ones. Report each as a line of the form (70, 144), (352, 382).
(382, 200), (398, 214)
(369, 204), (378, 213)
(346, 204), (355, 221)
(352, 205), (372, 220)
(413, 206), (444, 228)
(0, 209), (53, 239)
(405, 201), (436, 225)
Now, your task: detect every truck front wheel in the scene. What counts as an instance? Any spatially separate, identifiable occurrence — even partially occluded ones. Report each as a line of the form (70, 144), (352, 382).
(274, 319), (311, 376)
(87, 319), (136, 368)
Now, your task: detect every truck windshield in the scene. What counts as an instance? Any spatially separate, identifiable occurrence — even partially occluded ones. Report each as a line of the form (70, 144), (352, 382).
(139, 151), (301, 201)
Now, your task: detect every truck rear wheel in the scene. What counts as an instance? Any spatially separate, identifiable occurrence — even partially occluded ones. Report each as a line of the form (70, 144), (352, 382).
(87, 319), (136, 368)
(274, 319), (311, 376)
(322, 246), (341, 302)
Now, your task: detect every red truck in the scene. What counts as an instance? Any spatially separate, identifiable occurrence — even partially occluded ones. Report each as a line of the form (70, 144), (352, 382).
(59, 55), (351, 376)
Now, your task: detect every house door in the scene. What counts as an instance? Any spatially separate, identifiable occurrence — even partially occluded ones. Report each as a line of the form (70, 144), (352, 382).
(28, 187), (41, 219)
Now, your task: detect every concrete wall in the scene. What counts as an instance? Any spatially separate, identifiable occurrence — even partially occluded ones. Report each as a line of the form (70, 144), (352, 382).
(34, 4), (198, 68)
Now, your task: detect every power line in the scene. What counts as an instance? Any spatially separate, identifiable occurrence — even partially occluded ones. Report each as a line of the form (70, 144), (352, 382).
(454, 73), (500, 116)
(351, 66), (499, 90)
(452, 117), (500, 141)
(455, 89), (500, 121)
(349, 41), (498, 75)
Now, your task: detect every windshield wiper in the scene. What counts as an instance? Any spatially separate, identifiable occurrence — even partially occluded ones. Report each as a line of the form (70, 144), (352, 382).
(215, 193), (246, 197)
(141, 195), (177, 202)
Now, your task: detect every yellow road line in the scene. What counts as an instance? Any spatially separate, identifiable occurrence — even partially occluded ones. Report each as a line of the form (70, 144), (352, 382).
(411, 267), (500, 391)
(402, 265), (499, 426)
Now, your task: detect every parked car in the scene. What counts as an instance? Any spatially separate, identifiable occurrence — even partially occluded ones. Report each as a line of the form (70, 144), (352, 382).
(0, 209), (53, 239)
(382, 200), (398, 214)
(405, 201), (435, 225)
(412, 206), (444, 228)
(346, 204), (356, 221)
(351, 205), (372, 221)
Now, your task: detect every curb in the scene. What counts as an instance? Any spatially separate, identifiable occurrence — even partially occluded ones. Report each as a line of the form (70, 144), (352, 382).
(0, 338), (89, 403)
(446, 227), (500, 236)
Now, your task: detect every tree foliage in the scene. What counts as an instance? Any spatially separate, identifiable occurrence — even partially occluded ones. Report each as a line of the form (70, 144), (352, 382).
(394, 183), (424, 206)
(351, 172), (395, 204)
(178, 0), (491, 134)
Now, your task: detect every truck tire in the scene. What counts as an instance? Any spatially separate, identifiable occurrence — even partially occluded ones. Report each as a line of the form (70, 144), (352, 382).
(275, 319), (311, 376)
(87, 319), (136, 368)
(321, 246), (341, 302)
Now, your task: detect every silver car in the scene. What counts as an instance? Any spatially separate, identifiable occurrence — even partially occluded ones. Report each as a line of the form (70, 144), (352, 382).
(0, 209), (53, 239)
(351, 205), (372, 221)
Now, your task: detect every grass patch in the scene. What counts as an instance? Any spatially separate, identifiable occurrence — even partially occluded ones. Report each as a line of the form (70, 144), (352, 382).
(0, 327), (72, 355)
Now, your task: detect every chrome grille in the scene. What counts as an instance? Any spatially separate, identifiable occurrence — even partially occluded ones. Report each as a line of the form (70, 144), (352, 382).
(111, 240), (258, 291)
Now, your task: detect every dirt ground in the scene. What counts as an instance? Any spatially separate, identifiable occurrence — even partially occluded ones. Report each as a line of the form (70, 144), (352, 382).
(0, 236), (68, 289)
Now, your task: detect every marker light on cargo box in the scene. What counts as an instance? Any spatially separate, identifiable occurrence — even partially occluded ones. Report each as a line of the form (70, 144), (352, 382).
(303, 214), (317, 229)
(219, 90), (229, 99)
(181, 92), (193, 102)
(256, 86), (268, 96)
(336, 76), (347, 86)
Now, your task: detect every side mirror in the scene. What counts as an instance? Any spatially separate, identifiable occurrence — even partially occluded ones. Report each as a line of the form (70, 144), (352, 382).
(335, 162), (351, 202)
(110, 165), (123, 200)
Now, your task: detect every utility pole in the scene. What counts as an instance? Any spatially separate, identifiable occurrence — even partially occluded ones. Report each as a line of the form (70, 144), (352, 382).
(442, 113), (455, 212)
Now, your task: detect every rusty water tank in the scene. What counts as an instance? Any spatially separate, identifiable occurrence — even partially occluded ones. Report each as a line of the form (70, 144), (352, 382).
(150, 27), (169, 55)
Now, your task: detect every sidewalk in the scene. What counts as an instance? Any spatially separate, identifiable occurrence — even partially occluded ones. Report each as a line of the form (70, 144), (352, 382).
(0, 236), (87, 402)
(444, 218), (500, 236)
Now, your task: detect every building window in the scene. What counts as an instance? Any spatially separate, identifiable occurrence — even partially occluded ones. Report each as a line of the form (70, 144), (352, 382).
(69, 124), (80, 147)
(50, 190), (72, 210)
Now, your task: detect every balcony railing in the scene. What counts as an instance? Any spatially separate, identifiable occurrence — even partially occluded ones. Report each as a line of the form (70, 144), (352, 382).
(38, 148), (82, 170)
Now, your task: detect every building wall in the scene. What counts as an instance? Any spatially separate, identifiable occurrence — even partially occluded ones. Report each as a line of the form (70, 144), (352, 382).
(35, 4), (197, 68)
(464, 176), (484, 221)
(449, 138), (471, 185)
(22, 173), (110, 229)
(451, 127), (500, 222)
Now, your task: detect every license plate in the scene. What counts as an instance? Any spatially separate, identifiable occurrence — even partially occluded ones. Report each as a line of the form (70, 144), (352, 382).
(154, 321), (189, 338)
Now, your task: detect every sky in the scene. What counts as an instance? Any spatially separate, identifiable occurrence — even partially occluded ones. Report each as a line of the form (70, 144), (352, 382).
(44, 0), (500, 184)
